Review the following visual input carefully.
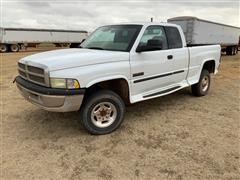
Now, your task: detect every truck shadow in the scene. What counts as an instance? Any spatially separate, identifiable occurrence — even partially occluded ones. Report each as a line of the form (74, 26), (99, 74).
(22, 88), (192, 139)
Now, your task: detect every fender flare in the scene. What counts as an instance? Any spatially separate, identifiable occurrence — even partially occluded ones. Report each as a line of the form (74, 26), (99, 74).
(86, 75), (130, 88)
(200, 58), (216, 73)
(196, 59), (216, 81)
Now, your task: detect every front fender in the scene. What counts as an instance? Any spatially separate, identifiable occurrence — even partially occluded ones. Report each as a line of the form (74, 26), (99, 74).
(49, 61), (131, 88)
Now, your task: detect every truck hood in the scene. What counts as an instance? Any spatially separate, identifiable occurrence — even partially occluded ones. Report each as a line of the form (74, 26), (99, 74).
(20, 48), (129, 71)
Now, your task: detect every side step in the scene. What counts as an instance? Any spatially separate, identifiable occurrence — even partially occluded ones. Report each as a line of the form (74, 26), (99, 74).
(143, 86), (181, 98)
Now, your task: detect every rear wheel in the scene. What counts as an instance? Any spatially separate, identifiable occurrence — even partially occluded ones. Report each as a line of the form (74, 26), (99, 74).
(0, 44), (8, 53)
(232, 46), (235, 55)
(80, 90), (125, 135)
(10, 44), (20, 52)
(233, 46), (238, 55)
(191, 69), (211, 97)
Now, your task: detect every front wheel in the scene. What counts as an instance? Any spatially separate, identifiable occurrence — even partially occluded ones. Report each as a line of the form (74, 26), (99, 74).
(191, 69), (211, 97)
(80, 90), (125, 135)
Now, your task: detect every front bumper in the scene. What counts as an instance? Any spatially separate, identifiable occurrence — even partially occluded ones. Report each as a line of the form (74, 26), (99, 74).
(15, 76), (86, 112)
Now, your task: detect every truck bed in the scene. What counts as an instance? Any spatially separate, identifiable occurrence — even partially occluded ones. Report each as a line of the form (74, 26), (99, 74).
(187, 44), (221, 85)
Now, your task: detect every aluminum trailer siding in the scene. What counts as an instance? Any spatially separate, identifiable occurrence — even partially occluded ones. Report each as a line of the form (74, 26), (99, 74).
(168, 16), (240, 55)
(0, 28), (88, 53)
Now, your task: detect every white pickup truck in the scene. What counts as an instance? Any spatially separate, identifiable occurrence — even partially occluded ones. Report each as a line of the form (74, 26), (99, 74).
(15, 22), (221, 134)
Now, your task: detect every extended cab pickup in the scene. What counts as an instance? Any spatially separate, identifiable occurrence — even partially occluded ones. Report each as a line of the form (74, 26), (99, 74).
(15, 22), (221, 134)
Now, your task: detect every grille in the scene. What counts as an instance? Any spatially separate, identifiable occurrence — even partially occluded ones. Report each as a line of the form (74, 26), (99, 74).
(28, 74), (45, 84)
(18, 70), (27, 78)
(18, 62), (26, 70)
(18, 62), (47, 86)
(27, 65), (44, 74)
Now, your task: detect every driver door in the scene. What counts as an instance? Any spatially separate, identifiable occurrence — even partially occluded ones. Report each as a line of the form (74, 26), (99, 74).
(130, 25), (174, 101)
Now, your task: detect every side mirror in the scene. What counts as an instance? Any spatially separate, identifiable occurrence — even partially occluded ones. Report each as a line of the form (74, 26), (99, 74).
(136, 39), (163, 53)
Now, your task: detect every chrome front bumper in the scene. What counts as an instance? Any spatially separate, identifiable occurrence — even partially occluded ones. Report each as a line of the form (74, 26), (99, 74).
(15, 76), (85, 112)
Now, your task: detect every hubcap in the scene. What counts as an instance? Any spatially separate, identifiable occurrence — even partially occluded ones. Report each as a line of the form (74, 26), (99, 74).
(201, 76), (209, 92)
(91, 102), (117, 128)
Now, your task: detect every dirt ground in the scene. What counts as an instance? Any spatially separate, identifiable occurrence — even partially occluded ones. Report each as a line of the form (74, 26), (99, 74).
(1, 48), (239, 180)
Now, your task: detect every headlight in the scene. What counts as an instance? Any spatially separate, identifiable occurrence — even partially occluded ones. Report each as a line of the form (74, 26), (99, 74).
(50, 78), (80, 89)
(50, 78), (66, 88)
(67, 79), (80, 89)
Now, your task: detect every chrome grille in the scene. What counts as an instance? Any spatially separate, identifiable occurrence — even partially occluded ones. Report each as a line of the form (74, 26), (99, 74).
(28, 74), (45, 84)
(18, 62), (26, 70)
(18, 62), (47, 86)
(18, 69), (27, 78)
(27, 65), (44, 74)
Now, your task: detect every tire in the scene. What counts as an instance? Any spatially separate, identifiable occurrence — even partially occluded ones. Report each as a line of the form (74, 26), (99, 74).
(10, 44), (20, 52)
(234, 46), (238, 55)
(62, 43), (70, 47)
(0, 44), (8, 53)
(191, 69), (211, 97)
(80, 90), (125, 135)
(232, 46), (236, 55)
(226, 46), (233, 56)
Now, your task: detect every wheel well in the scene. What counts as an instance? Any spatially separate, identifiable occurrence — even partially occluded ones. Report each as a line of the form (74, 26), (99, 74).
(85, 79), (130, 104)
(203, 60), (215, 74)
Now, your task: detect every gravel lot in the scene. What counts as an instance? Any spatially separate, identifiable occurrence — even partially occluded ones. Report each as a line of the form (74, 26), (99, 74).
(1, 49), (240, 180)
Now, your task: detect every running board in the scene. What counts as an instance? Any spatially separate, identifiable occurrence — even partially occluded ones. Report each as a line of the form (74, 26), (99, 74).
(143, 86), (181, 98)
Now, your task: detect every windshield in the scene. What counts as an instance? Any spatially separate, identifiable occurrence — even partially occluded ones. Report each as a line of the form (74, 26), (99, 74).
(81, 25), (142, 52)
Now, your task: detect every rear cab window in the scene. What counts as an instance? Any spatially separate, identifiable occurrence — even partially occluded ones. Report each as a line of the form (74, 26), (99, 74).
(164, 26), (183, 49)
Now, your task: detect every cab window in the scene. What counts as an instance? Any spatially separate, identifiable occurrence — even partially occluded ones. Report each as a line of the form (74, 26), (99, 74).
(165, 26), (183, 49)
(137, 26), (168, 51)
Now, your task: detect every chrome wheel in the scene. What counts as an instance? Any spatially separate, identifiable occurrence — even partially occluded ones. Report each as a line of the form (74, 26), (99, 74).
(201, 76), (209, 92)
(91, 102), (117, 128)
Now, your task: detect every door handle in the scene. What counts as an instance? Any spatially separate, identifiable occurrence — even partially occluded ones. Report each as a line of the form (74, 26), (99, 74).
(167, 55), (173, 60)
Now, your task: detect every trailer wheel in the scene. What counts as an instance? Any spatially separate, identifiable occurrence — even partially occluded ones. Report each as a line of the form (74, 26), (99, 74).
(62, 43), (70, 47)
(0, 44), (8, 53)
(232, 46), (235, 55)
(226, 46), (232, 56)
(233, 46), (237, 55)
(9, 44), (20, 52)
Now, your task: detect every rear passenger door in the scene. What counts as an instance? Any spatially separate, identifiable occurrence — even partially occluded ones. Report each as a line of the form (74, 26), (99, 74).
(164, 26), (189, 84)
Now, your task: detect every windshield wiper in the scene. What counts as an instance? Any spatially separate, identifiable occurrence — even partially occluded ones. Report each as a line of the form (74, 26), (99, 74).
(87, 47), (105, 50)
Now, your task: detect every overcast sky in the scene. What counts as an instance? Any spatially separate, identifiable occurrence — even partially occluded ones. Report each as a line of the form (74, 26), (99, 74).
(1, 0), (239, 32)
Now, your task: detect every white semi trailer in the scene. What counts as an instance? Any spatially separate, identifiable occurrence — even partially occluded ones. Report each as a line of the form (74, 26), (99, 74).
(0, 27), (88, 53)
(168, 16), (240, 55)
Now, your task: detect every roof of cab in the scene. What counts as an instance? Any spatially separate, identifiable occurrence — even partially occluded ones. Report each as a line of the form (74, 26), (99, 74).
(103, 21), (180, 27)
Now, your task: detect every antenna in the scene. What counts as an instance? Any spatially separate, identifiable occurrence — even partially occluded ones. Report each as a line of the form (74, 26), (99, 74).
(151, 17), (153, 22)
